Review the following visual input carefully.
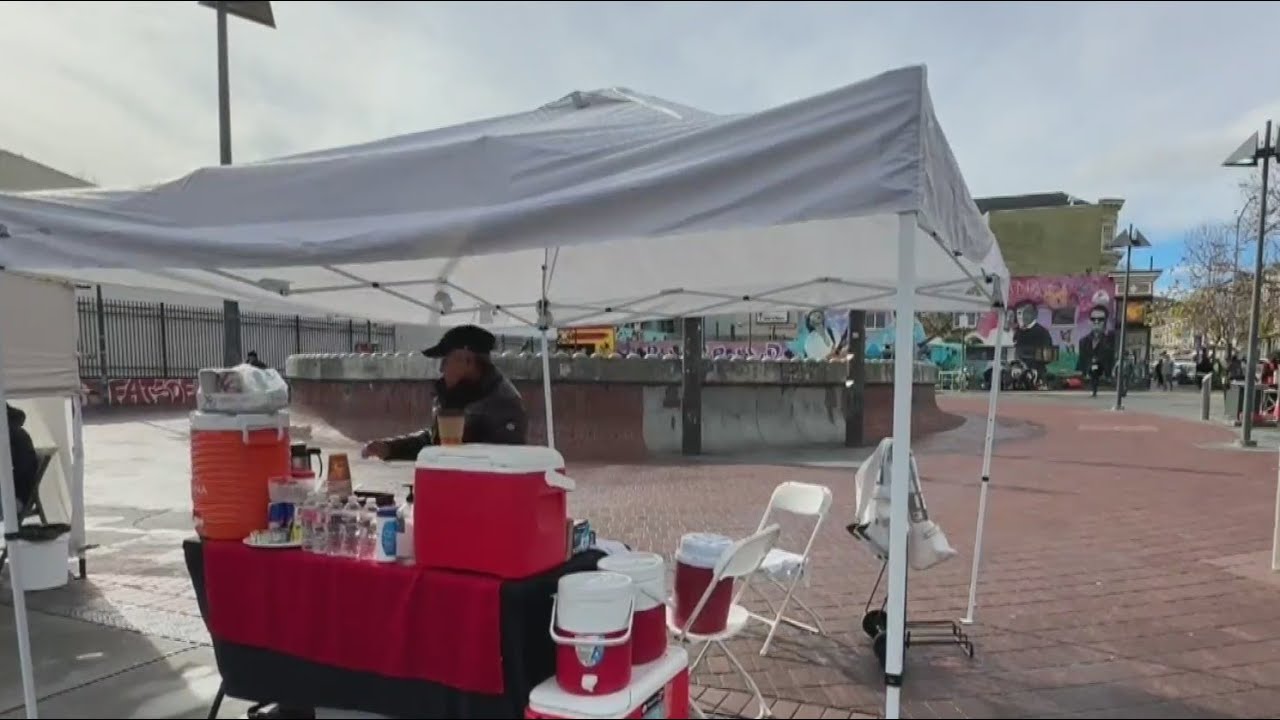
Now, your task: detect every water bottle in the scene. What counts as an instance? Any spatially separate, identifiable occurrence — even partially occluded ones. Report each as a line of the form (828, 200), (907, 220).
(358, 498), (378, 560)
(341, 496), (362, 557)
(299, 494), (318, 552)
(326, 495), (345, 556)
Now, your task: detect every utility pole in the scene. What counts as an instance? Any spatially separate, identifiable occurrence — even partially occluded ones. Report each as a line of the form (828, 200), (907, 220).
(1112, 226), (1150, 411)
(1223, 121), (1279, 447)
(199, 1), (276, 366)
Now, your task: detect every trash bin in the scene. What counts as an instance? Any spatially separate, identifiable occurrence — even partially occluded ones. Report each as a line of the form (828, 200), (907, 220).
(11, 523), (71, 591)
(1224, 382), (1245, 425)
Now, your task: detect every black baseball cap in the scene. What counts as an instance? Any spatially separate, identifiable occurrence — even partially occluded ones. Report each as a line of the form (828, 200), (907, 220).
(422, 325), (497, 358)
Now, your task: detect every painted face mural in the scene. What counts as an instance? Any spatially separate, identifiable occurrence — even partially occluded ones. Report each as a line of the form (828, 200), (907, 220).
(975, 275), (1117, 377)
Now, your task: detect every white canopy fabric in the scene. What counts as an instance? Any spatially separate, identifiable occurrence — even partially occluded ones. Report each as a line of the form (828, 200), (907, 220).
(0, 64), (1008, 720)
(0, 65), (1006, 326)
(0, 273), (79, 399)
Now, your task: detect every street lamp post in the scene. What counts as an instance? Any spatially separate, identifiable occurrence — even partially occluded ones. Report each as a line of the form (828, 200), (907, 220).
(1223, 121), (1279, 448)
(1112, 225), (1150, 411)
(197, 1), (275, 366)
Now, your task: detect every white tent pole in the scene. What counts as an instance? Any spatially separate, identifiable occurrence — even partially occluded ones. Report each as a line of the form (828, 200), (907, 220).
(961, 311), (1004, 625)
(884, 211), (917, 720)
(0, 339), (40, 718)
(70, 394), (86, 577)
(1273, 442), (1280, 571)
(539, 330), (555, 450)
(538, 253), (556, 451)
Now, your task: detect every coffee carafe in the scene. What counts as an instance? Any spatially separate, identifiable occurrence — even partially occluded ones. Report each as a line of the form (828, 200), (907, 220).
(290, 443), (324, 481)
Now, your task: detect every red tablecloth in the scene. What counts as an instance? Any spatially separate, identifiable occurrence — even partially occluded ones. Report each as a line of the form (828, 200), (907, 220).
(203, 541), (505, 695)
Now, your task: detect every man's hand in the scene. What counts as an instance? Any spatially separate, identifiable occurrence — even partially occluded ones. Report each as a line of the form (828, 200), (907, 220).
(361, 440), (390, 460)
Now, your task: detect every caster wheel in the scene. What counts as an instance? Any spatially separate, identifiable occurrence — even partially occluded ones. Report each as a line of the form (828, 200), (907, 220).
(861, 609), (887, 638)
(872, 631), (887, 669)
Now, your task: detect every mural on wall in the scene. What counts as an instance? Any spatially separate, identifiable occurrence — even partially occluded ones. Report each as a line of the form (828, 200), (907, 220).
(616, 310), (928, 361)
(973, 275), (1117, 377)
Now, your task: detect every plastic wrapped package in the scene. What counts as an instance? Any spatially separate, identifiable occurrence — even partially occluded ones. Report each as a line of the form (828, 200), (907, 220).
(197, 364), (290, 414)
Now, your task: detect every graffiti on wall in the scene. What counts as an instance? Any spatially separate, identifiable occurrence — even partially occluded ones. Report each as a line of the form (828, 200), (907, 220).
(96, 378), (199, 406)
(615, 341), (792, 358)
(791, 310), (926, 361)
(974, 275), (1117, 377)
(616, 310), (930, 361)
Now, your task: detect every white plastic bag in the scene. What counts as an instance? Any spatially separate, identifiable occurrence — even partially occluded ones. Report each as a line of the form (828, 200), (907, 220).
(852, 438), (957, 571)
(197, 364), (290, 414)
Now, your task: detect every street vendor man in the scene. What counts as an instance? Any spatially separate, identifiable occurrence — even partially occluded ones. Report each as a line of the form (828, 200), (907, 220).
(361, 324), (528, 460)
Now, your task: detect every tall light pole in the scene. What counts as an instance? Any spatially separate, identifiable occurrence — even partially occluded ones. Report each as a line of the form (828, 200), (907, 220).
(199, 1), (275, 164)
(1112, 225), (1150, 411)
(197, 1), (275, 365)
(1223, 122), (1279, 448)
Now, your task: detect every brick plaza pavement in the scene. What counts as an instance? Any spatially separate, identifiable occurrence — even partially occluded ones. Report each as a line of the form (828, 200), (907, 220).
(5, 394), (1280, 718)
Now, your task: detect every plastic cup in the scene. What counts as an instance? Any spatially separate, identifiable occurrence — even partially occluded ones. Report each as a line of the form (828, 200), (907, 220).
(437, 410), (466, 446)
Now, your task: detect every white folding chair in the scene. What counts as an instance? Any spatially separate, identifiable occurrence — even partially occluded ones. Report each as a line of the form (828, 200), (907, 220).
(668, 524), (782, 720)
(744, 481), (832, 656)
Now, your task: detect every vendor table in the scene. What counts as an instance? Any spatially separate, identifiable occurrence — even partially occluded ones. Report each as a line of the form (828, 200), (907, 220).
(183, 539), (602, 718)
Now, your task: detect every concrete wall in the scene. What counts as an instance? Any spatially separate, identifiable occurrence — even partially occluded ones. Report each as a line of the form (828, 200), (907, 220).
(285, 352), (958, 462)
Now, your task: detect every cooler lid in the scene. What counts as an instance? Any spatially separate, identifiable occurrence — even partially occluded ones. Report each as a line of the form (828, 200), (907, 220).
(189, 410), (290, 432)
(526, 646), (688, 718)
(415, 444), (572, 489)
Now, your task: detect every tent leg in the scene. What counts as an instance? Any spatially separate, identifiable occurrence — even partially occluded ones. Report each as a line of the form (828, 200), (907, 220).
(0, 335), (40, 718)
(71, 395), (87, 579)
(962, 319), (1003, 624)
(539, 331), (555, 450)
(884, 211), (917, 720)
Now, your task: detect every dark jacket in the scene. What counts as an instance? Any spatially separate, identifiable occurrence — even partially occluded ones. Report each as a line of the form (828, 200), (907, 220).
(6, 404), (39, 513)
(381, 366), (528, 461)
(1077, 331), (1114, 377)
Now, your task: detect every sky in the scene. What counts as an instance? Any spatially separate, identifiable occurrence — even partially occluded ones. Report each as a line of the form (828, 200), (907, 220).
(2, 0), (1277, 289)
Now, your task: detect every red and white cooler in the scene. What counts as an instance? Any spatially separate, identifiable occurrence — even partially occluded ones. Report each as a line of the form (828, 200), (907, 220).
(414, 444), (573, 578)
(526, 646), (690, 719)
(551, 571), (635, 696)
(673, 533), (734, 635)
(597, 552), (667, 665)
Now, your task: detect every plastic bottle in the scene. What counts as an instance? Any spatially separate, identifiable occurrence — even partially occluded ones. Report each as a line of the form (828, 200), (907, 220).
(358, 498), (379, 560)
(341, 496), (362, 557)
(326, 495), (345, 556)
(375, 505), (398, 563)
(396, 484), (415, 564)
(298, 494), (317, 552)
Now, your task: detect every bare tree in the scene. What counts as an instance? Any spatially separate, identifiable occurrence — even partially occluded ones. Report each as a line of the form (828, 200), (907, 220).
(1176, 222), (1250, 350)
(918, 312), (957, 343)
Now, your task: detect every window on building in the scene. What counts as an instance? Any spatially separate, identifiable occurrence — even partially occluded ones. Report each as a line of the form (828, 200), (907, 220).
(867, 312), (889, 329)
(1101, 221), (1116, 251)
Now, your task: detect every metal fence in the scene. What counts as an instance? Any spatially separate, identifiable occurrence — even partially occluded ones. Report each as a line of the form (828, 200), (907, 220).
(77, 297), (397, 379)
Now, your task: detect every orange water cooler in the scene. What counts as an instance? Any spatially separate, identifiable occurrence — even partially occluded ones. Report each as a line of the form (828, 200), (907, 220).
(190, 411), (291, 540)
(525, 646), (689, 719)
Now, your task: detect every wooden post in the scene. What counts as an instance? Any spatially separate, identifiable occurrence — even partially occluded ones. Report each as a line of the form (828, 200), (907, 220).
(681, 317), (703, 456)
(222, 300), (242, 366)
(845, 310), (866, 446)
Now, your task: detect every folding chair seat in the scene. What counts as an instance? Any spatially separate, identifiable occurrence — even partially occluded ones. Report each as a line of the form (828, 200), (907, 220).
(744, 481), (833, 656)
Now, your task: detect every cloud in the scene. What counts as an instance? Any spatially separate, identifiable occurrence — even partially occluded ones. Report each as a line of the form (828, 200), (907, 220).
(1, 0), (1276, 246)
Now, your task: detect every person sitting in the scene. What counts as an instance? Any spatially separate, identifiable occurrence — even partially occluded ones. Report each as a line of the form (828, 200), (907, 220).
(361, 325), (527, 461)
(3, 403), (39, 520)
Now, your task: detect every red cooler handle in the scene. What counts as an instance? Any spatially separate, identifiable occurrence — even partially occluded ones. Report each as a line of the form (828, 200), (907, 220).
(548, 596), (634, 647)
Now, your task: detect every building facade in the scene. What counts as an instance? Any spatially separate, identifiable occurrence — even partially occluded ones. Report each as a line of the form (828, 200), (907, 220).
(976, 192), (1125, 277)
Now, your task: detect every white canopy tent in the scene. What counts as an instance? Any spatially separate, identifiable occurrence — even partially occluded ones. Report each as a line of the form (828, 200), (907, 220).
(0, 64), (1007, 719)
(0, 271), (85, 719)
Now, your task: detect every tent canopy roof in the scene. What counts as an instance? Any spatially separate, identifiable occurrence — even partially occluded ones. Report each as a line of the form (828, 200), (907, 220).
(0, 65), (1006, 328)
